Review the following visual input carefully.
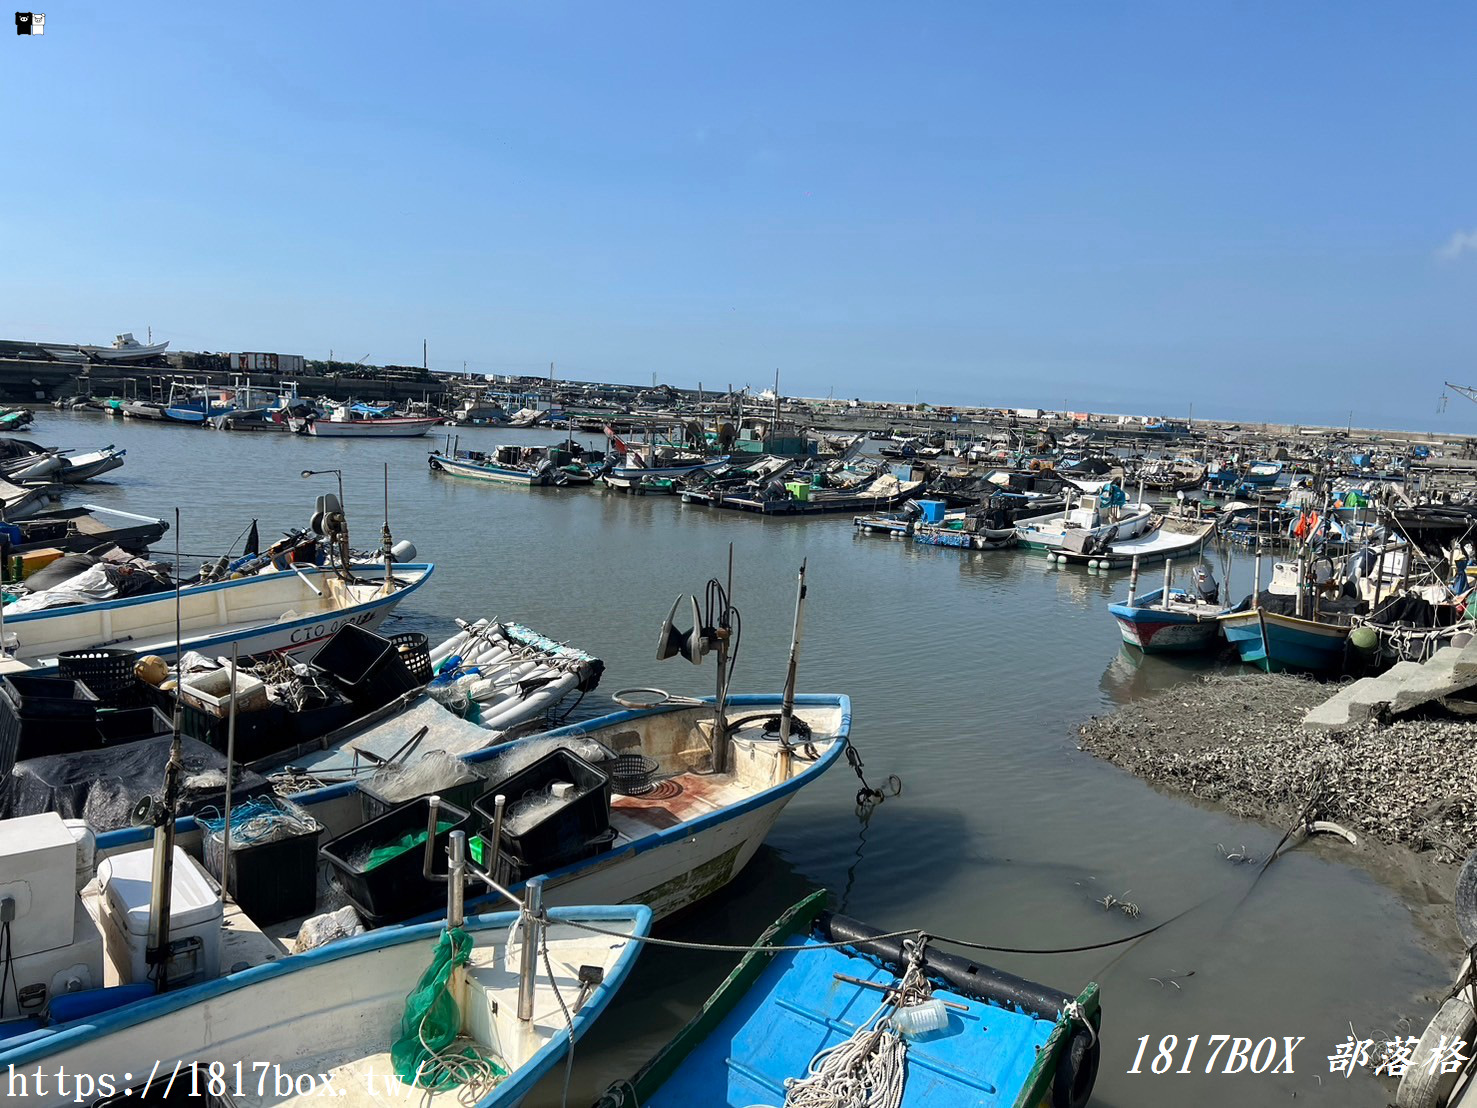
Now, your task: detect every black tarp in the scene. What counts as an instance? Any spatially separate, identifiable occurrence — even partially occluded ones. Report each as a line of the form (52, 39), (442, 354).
(7, 735), (273, 830)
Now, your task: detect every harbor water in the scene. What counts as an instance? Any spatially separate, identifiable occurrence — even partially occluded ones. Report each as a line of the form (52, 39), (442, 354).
(52, 413), (1446, 1106)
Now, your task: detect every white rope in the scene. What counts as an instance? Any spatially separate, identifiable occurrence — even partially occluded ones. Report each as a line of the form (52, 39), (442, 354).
(780, 944), (931, 1108)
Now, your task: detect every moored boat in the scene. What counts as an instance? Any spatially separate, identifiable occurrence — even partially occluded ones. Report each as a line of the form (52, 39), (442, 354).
(292, 406), (441, 438)
(594, 891), (1101, 1108)
(1108, 565), (1227, 652)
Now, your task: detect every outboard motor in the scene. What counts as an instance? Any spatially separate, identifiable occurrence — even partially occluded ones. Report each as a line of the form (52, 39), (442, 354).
(1191, 564), (1219, 604)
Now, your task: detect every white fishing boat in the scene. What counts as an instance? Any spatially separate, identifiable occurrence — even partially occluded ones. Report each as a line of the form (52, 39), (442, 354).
(44, 332), (170, 363)
(1050, 517), (1217, 568)
(0, 561), (435, 675)
(291, 406), (441, 438)
(0, 901), (651, 1108)
(1015, 486), (1155, 551)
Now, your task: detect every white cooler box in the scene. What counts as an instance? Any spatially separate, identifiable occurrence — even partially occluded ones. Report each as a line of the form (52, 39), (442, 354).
(98, 846), (223, 987)
(0, 812), (78, 958)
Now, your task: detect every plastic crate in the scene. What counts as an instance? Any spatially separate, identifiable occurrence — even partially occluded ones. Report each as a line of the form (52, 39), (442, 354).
(2, 675), (99, 719)
(308, 625), (420, 711)
(205, 815), (322, 927)
(320, 797), (472, 926)
(473, 749), (611, 874)
(58, 648), (139, 709)
(360, 774), (486, 824)
(389, 632), (432, 683)
(472, 826), (616, 883)
(2, 676), (101, 762)
(143, 686), (294, 763)
(95, 707), (173, 746)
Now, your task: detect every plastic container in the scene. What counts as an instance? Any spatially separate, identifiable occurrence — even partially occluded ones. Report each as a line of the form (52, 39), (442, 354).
(389, 632), (433, 683)
(204, 813), (322, 927)
(2, 675), (100, 761)
(320, 797), (472, 926)
(309, 624), (420, 711)
(360, 775), (486, 824)
(894, 997), (949, 1038)
(916, 499), (948, 523)
(473, 826), (615, 884)
(94, 707), (174, 747)
(785, 481), (811, 502)
(607, 754), (660, 797)
(473, 749), (611, 874)
(98, 846), (222, 987)
(179, 668), (269, 717)
(57, 648), (139, 708)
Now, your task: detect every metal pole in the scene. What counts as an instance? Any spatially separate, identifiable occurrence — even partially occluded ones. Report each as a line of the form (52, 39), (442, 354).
(447, 831), (466, 929)
(517, 876), (545, 1022)
(1163, 558), (1172, 605)
(221, 642), (240, 901)
(1128, 554), (1140, 607)
(1254, 551), (1263, 608)
(488, 794), (506, 880)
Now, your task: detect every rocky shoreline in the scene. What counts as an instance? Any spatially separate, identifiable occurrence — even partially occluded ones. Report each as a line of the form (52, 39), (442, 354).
(1079, 671), (1477, 954)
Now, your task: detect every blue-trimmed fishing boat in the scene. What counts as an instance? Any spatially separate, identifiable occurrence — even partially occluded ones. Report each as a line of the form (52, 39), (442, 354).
(429, 446), (558, 486)
(1241, 460), (1284, 487)
(1108, 585), (1225, 652)
(1218, 606), (1350, 673)
(594, 891), (1101, 1108)
(0, 905), (651, 1108)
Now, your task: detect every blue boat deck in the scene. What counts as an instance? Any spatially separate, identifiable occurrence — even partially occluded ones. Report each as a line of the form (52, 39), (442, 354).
(644, 934), (1056, 1107)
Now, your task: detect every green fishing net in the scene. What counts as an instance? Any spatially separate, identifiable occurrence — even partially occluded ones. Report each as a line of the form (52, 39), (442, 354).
(390, 926), (511, 1091)
(364, 820), (459, 871)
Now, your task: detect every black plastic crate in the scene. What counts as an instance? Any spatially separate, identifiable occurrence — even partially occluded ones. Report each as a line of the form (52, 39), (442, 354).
(309, 625), (420, 711)
(95, 706), (173, 746)
(320, 796), (472, 926)
(2, 675), (99, 719)
(473, 749), (611, 874)
(58, 648), (139, 708)
(204, 810), (322, 927)
(472, 826), (616, 883)
(360, 774), (486, 824)
(142, 685), (295, 763)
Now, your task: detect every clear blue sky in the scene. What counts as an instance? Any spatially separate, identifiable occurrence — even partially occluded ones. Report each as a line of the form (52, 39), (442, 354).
(5, 3), (1476, 430)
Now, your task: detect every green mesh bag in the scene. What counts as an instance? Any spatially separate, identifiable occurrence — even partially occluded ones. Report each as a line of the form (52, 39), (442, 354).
(391, 926), (475, 1090)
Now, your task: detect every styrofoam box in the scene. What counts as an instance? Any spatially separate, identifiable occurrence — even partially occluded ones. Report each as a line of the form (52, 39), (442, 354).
(0, 812), (78, 957)
(9, 895), (103, 1015)
(62, 818), (96, 892)
(180, 668), (269, 717)
(98, 846), (222, 987)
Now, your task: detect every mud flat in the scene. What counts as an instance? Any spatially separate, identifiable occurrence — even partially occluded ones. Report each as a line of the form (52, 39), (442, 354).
(1079, 672), (1477, 954)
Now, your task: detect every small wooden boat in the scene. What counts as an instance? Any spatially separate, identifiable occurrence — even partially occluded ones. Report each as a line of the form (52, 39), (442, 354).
(1108, 580), (1226, 652)
(0, 904), (651, 1108)
(595, 891), (1101, 1108)
(1218, 604), (1352, 673)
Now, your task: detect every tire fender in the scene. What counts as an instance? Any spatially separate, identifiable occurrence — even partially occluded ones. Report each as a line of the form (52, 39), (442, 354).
(1053, 1026), (1100, 1108)
(1397, 996), (1477, 1108)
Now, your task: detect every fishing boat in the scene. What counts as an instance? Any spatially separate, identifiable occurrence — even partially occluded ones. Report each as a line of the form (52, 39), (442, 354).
(163, 382), (235, 425)
(1049, 518), (1216, 569)
(430, 446), (559, 486)
(1108, 565), (1227, 652)
(594, 891), (1101, 1108)
(0, 475), (61, 520)
(44, 447), (126, 484)
(0, 504), (167, 557)
(1218, 604), (1352, 673)
(0, 559), (434, 675)
(1015, 486), (1154, 551)
(1241, 460), (1285, 487)
(43, 332), (169, 363)
(120, 400), (169, 421)
(0, 895), (650, 1108)
(291, 405), (441, 438)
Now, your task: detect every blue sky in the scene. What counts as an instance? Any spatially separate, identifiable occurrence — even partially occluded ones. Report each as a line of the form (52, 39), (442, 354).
(5, 3), (1476, 430)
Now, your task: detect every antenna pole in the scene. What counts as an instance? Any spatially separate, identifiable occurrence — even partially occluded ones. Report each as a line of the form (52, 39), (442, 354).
(777, 560), (808, 772)
(221, 641), (240, 902)
(381, 463), (393, 594)
(147, 509), (185, 993)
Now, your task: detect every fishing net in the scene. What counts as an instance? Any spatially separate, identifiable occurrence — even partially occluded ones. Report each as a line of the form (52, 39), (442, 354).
(363, 820), (460, 871)
(390, 926), (509, 1092)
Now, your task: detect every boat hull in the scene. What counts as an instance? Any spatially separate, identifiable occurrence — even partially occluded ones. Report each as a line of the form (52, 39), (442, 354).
(298, 417), (440, 438)
(4, 563), (434, 674)
(1110, 606), (1222, 652)
(429, 454), (552, 485)
(1219, 608), (1349, 673)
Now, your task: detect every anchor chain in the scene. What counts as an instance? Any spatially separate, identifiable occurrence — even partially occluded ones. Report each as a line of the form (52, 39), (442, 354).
(848, 745), (902, 813)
